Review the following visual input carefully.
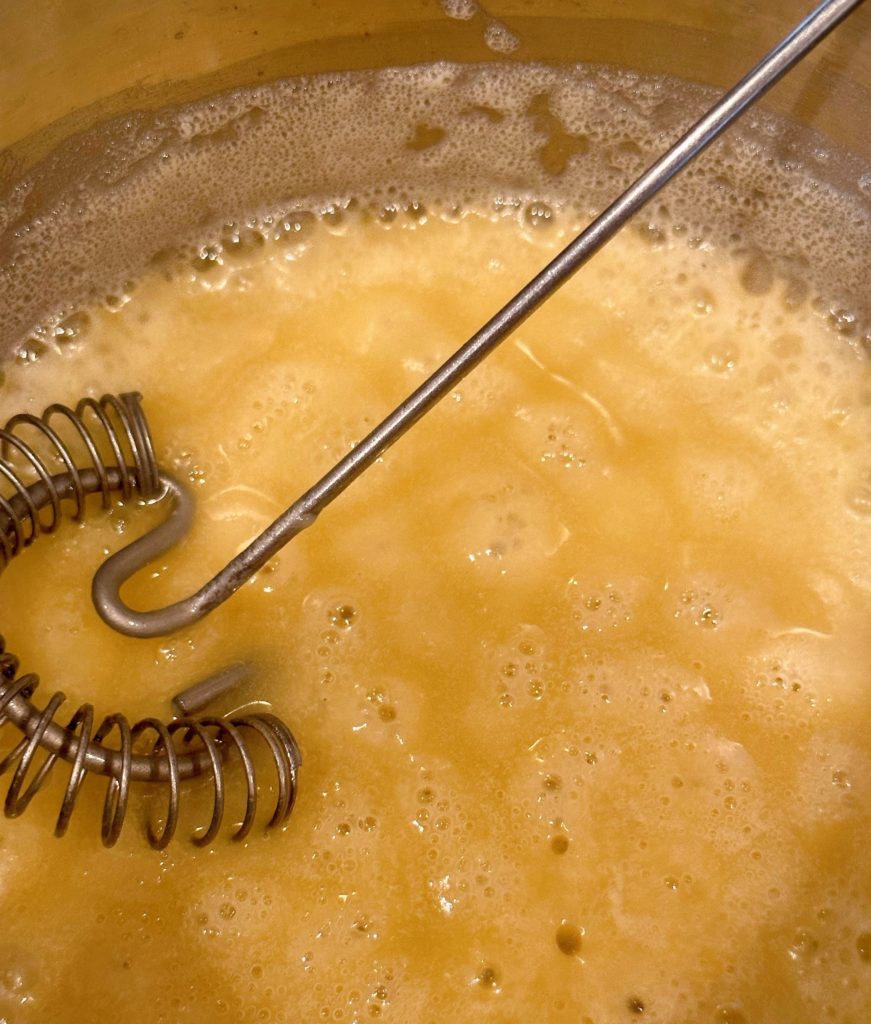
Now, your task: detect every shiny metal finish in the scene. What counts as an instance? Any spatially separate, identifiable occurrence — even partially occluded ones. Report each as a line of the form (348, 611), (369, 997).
(172, 662), (251, 717)
(90, 0), (866, 640)
(0, 394), (301, 847)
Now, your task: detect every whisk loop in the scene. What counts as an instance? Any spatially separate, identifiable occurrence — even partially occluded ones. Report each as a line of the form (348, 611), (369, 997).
(0, 394), (300, 848)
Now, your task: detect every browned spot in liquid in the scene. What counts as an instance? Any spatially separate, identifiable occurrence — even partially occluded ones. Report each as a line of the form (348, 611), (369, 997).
(715, 1009), (748, 1024)
(550, 833), (569, 855)
(555, 922), (583, 957)
(527, 92), (589, 176)
(407, 122), (446, 151)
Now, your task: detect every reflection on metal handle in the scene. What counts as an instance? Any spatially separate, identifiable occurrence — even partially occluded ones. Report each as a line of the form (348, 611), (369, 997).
(92, 0), (865, 639)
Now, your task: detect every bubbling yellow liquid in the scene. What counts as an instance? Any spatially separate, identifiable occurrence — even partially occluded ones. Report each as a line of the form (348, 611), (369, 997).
(1, 199), (870, 1022)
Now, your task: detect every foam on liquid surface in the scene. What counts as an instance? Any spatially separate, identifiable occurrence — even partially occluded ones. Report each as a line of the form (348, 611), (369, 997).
(0, 68), (870, 1024)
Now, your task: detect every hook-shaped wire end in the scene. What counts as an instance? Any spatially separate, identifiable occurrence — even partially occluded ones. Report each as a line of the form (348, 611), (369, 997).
(91, 471), (203, 638)
(92, 469), (319, 639)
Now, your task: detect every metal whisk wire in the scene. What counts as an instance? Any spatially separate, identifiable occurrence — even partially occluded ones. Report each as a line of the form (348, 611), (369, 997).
(0, 394), (160, 558)
(0, 394), (301, 848)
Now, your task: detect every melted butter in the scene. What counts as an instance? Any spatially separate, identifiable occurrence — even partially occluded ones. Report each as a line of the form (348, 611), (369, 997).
(1, 204), (870, 1023)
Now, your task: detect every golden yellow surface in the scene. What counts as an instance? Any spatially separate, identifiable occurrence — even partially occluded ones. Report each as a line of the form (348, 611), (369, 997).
(3, 0), (869, 167)
(1, 207), (870, 1022)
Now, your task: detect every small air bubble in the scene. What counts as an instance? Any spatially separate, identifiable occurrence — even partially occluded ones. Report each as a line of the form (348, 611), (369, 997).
(192, 244), (223, 274)
(550, 834), (569, 855)
(321, 203), (349, 234)
(638, 222), (666, 246)
(16, 338), (47, 363)
(690, 287), (715, 315)
(699, 606), (719, 629)
(528, 679), (545, 699)
(474, 965), (501, 992)
(827, 307), (857, 336)
(222, 224), (265, 258)
(376, 203), (400, 224)
(403, 200), (427, 224)
(705, 343), (739, 373)
(329, 604), (357, 630)
(55, 310), (91, 343)
(788, 929), (818, 961)
(523, 200), (554, 230)
(274, 210), (317, 246)
(555, 922), (583, 957)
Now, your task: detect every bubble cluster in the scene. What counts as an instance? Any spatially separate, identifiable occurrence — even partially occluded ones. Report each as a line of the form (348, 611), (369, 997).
(440, 0), (478, 20)
(1, 62), (867, 353)
(484, 21), (520, 55)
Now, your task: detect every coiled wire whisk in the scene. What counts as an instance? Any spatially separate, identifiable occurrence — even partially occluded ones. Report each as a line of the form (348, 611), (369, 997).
(0, 394), (300, 848)
(0, 0), (859, 850)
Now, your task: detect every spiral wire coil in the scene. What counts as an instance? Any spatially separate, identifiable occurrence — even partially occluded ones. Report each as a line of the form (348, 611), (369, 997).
(0, 394), (301, 848)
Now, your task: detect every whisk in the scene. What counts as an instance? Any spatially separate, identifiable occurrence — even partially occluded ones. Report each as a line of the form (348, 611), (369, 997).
(0, 0), (860, 848)
(0, 394), (300, 848)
